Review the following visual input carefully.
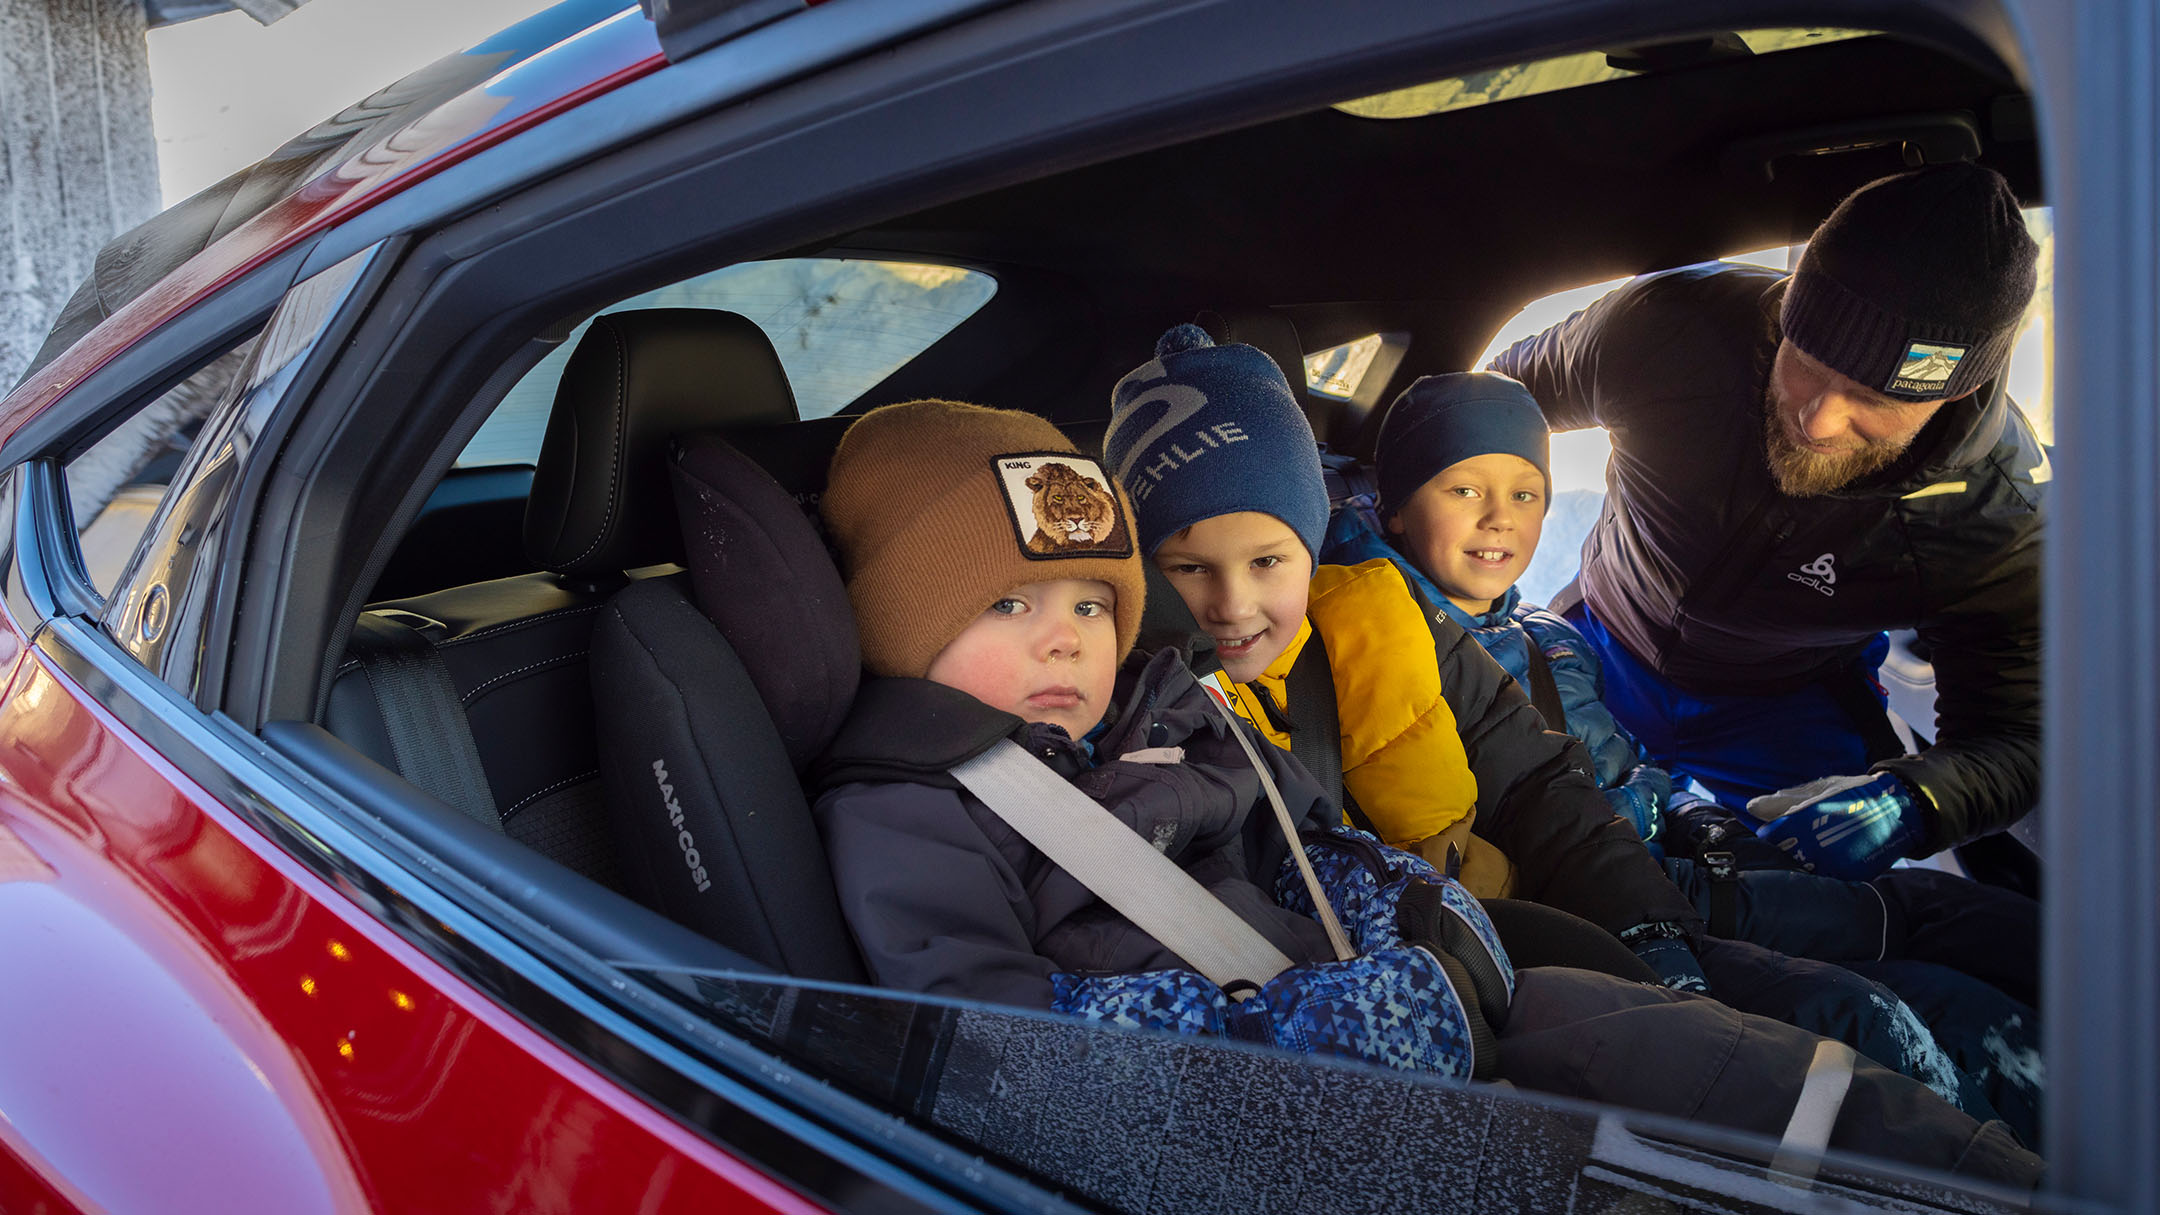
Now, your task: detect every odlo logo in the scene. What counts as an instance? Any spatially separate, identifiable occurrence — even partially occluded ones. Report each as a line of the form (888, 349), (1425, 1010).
(652, 759), (713, 893)
(1786, 552), (1837, 597)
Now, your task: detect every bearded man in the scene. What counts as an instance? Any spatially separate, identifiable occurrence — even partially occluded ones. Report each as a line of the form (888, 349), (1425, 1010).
(1489, 164), (2043, 882)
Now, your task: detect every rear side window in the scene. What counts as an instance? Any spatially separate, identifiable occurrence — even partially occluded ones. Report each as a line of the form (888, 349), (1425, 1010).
(458, 258), (996, 468)
(66, 336), (259, 599)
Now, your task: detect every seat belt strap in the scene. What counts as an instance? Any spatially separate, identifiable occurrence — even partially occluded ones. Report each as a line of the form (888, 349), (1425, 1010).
(951, 740), (1297, 990)
(1701, 849), (1741, 939)
(1196, 688), (1356, 962)
(1518, 636), (1569, 734)
(1770, 1040), (1856, 1182)
(1282, 629), (1377, 835)
(348, 613), (503, 833)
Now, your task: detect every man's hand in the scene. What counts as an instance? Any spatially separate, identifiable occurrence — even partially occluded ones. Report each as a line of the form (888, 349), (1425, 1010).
(1748, 772), (1923, 881)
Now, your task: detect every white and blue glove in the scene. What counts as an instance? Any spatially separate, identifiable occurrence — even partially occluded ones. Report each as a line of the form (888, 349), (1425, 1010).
(1747, 772), (1924, 881)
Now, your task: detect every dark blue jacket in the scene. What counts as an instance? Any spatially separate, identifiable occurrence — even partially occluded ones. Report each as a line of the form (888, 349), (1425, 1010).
(811, 647), (1338, 1010)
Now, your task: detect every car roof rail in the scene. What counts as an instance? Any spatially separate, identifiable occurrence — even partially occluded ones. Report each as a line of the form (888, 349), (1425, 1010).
(638, 0), (806, 63)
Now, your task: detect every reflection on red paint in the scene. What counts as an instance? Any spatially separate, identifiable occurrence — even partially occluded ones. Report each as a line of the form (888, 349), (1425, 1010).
(0, 645), (818, 1211)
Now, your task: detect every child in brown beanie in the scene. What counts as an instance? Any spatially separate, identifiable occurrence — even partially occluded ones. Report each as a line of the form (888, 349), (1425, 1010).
(810, 398), (1349, 1010)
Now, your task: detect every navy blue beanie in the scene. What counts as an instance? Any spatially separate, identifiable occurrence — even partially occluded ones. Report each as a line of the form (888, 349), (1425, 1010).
(1376, 372), (1551, 520)
(1105, 324), (1328, 557)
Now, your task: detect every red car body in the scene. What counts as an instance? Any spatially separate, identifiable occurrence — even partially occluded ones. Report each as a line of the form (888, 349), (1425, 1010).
(0, 6), (817, 1211)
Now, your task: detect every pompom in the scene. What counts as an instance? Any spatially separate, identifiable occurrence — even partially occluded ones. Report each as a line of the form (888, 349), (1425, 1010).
(1155, 323), (1216, 358)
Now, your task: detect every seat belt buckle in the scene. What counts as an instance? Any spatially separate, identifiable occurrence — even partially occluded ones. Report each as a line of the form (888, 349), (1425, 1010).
(1701, 849), (1741, 939)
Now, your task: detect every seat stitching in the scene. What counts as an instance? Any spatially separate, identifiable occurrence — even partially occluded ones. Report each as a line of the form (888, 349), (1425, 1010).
(565, 321), (628, 568)
(504, 768), (601, 818)
(437, 602), (605, 649)
(461, 650), (588, 704)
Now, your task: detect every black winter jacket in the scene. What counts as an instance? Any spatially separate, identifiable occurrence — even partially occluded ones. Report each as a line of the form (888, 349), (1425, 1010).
(810, 648), (1337, 1010)
(1491, 263), (2044, 849)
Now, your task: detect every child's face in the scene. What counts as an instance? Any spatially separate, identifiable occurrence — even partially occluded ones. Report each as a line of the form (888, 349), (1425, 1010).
(1388, 453), (1546, 616)
(925, 578), (1120, 740)
(1151, 511), (1313, 683)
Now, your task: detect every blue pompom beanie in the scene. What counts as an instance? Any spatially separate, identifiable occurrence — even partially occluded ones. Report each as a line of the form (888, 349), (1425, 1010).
(1105, 324), (1328, 558)
(1376, 372), (1551, 520)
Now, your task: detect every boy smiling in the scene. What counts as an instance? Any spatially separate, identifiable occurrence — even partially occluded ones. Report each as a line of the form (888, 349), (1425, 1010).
(1150, 511), (1312, 683)
(1106, 326), (1704, 973)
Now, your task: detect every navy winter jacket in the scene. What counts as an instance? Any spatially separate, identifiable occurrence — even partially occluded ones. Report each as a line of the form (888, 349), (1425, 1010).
(810, 647), (1337, 1010)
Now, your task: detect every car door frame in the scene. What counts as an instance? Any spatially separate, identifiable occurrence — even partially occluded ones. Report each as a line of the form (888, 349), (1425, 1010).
(14, 0), (2154, 1207)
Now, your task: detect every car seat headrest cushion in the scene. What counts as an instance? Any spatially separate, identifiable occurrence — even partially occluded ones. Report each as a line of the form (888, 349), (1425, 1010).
(524, 308), (799, 577)
(670, 431), (860, 772)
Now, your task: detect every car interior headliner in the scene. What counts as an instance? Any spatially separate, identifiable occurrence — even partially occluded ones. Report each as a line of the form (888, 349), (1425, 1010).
(828, 32), (2038, 432)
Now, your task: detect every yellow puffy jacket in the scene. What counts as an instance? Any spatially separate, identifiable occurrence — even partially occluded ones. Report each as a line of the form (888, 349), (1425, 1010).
(1218, 559), (1698, 935)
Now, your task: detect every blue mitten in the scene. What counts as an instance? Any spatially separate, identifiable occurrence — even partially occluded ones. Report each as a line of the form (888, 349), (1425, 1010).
(1605, 764), (1671, 843)
(1276, 826), (1438, 953)
(1223, 945), (1493, 1080)
(1051, 968), (1229, 1035)
(1277, 828), (1506, 988)
(1748, 772), (1924, 881)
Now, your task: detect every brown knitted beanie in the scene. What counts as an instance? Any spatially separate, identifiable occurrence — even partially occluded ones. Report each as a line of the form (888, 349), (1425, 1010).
(823, 400), (1145, 679)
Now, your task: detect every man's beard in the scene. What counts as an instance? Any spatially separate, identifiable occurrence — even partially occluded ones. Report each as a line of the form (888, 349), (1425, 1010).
(1762, 397), (1913, 496)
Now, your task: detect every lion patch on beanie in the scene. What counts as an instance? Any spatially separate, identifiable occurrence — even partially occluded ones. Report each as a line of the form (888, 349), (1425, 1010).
(993, 454), (1134, 557)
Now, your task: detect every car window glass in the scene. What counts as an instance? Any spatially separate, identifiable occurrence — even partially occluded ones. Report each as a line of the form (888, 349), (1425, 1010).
(1304, 333), (1387, 399)
(97, 246), (380, 690)
(457, 258), (997, 468)
(614, 963), (2008, 1210)
(1474, 204), (2052, 606)
(65, 337), (260, 600)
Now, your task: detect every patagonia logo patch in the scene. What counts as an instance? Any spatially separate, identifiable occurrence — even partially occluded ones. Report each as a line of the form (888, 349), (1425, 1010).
(1887, 341), (1966, 395)
(992, 453), (1133, 560)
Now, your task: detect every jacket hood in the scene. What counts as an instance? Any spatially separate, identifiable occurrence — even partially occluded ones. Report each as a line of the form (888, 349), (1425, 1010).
(810, 677), (1025, 791)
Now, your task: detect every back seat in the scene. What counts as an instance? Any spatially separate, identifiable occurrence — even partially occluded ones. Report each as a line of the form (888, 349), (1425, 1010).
(324, 308), (802, 894)
(331, 309), (1128, 982)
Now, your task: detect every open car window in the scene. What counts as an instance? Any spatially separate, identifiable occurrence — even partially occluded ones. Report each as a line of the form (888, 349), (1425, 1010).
(1478, 206), (2054, 607)
(196, 8), (2063, 1209)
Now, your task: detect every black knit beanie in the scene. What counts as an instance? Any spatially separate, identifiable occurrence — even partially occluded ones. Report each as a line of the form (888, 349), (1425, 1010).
(1780, 164), (2038, 401)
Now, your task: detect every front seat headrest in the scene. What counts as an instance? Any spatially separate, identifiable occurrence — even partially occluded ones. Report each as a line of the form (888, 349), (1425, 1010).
(524, 308), (798, 577)
(1195, 307), (1310, 412)
(670, 431), (860, 772)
